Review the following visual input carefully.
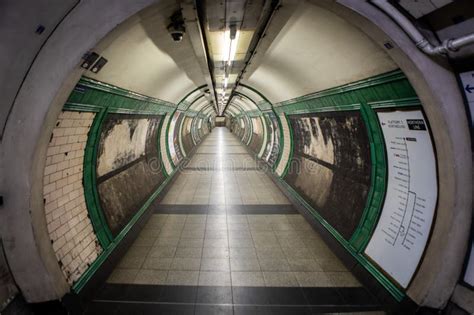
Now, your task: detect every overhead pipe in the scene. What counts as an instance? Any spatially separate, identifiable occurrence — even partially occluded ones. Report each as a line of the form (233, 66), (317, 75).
(370, 0), (474, 56)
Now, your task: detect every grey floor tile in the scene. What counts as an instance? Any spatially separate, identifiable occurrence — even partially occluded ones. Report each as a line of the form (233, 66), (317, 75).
(230, 247), (257, 259)
(258, 258), (291, 271)
(200, 258), (230, 271)
(230, 258), (261, 271)
(149, 246), (177, 258)
(327, 272), (361, 287)
(231, 271), (265, 286)
(229, 237), (254, 248)
(166, 270), (199, 285)
(134, 270), (168, 285)
(277, 236), (306, 248)
(154, 237), (180, 247)
(205, 230), (228, 239)
(142, 257), (173, 270)
(138, 228), (161, 238)
(202, 247), (230, 259)
(204, 238), (228, 248)
(256, 247), (285, 259)
(287, 258), (322, 272)
(282, 247), (315, 259)
(170, 257), (201, 270)
(178, 238), (204, 248)
(263, 272), (298, 287)
(132, 235), (156, 247)
(181, 229), (205, 239)
(294, 272), (333, 287)
(175, 247), (202, 258)
(198, 271), (232, 286)
(117, 256), (146, 269)
(122, 245), (151, 259)
(317, 258), (348, 271)
(228, 230), (252, 239)
(107, 268), (138, 284)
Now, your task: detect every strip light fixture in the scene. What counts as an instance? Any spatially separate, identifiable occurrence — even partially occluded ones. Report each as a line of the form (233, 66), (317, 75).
(222, 28), (240, 66)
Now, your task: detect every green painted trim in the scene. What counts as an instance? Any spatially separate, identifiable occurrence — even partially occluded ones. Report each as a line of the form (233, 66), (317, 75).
(79, 77), (176, 108)
(276, 178), (404, 301)
(246, 116), (253, 146)
(63, 103), (102, 112)
(281, 113), (294, 178)
(258, 115), (267, 158)
(68, 77), (176, 114)
(274, 69), (412, 107)
(165, 113), (176, 169)
(273, 112), (285, 173)
(177, 114), (187, 158)
(273, 70), (417, 115)
(83, 109), (113, 247)
(349, 104), (387, 252)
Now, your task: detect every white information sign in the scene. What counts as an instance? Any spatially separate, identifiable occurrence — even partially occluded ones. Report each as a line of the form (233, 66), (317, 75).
(460, 71), (474, 125)
(365, 110), (438, 288)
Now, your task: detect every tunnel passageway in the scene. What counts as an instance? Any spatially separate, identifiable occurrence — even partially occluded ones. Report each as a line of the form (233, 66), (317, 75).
(1, 0), (473, 314)
(85, 127), (381, 314)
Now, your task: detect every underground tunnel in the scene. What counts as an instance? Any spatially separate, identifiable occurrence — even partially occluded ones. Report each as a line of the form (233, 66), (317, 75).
(0, 0), (473, 314)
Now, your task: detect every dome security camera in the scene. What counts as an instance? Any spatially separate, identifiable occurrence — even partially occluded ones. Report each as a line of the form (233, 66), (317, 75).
(168, 10), (185, 42)
(168, 27), (185, 42)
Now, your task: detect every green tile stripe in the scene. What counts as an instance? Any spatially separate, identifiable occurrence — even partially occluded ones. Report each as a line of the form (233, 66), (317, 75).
(65, 77), (175, 114)
(273, 69), (417, 114)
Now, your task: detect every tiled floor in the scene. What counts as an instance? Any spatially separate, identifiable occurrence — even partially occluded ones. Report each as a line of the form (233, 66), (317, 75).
(88, 128), (384, 314)
(108, 128), (357, 288)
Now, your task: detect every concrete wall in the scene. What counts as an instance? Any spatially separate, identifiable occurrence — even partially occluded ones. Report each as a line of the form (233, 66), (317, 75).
(43, 111), (102, 284)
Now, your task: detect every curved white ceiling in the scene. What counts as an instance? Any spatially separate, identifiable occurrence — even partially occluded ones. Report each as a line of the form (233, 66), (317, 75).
(88, 3), (206, 104)
(241, 1), (397, 104)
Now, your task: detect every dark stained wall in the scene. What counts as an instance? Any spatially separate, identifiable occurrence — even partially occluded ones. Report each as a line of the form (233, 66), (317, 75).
(96, 114), (165, 236)
(262, 112), (281, 167)
(181, 116), (194, 155)
(249, 117), (264, 154)
(284, 111), (371, 240)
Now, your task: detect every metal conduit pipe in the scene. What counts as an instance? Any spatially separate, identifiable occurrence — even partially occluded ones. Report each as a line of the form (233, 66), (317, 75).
(370, 0), (474, 56)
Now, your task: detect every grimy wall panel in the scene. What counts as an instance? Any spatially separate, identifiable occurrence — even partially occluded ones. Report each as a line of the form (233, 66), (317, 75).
(249, 117), (264, 154)
(168, 112), (185, 166)
(181, 116), (194, 155)
(96, 114), (165, 236)
(262, 113), (281, 167)
(285, 111), (371, 240)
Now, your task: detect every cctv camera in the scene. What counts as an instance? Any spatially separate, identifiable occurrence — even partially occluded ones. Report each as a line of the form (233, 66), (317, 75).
(168, 10), (185, 42)
(169, 29), (185, 42)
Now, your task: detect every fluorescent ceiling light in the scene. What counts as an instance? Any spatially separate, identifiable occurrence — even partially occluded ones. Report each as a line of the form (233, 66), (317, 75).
(228, 31), (239, 65)
(221, 29), (240, 65)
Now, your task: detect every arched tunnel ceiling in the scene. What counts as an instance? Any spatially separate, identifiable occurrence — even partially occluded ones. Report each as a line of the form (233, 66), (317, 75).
(239, 1), (398, 104)
(226, 104), (241, 116)
(230, 96), (256, 112)
(190, 97), (210, 112)
(87, 2), (207, 104)
(235, 86), (265, 105)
